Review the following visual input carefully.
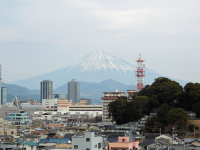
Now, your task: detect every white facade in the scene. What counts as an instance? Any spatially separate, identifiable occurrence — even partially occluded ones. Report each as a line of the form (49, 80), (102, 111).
(72, 132), (103, 150)
(57, 105), (102, 117)
(42, 99), (57, 108)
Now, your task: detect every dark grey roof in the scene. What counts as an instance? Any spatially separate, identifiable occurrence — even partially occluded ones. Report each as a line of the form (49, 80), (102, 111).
(64, 133), (75, 140)
(24, 134), (39, 138)
(139, 139), (155, 146)
(145, 133), (160, 139)
(149, 148), (168, 150)
(107, 133), (125, 143)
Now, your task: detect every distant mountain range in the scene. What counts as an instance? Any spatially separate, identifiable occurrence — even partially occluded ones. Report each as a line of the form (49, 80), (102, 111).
(3, 83), (40, 103)
(12, 50), (166, 89)
(5, 80), (136, 104)
(8, 50), (187, 104)
(54, 79), (136, 104)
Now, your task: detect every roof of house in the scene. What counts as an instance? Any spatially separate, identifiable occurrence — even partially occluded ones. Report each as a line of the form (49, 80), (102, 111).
(64, 133), (75, 140)
(39, 138), (70, 144)
(44, 124), (63, 128)
(191, 139), (200, 147)
(24, 134), (39, 138)
(34, 128), (44, 131)
(26, 141), (38, 146)
(55, 144), (72, 149)
(17, 140), (38, 146)
(107, 133), (125, 143)
(139, 139), (155, 146)
(32, 130), (48, 135)
(145, 133), (160, 139)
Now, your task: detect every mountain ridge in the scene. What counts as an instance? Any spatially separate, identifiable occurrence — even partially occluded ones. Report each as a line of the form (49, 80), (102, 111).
(5, 79), (136, 104)
(12, 50), (163, 89)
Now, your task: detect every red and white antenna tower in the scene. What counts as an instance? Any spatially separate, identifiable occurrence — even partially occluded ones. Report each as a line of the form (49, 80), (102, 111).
(136, 54), (145, 91)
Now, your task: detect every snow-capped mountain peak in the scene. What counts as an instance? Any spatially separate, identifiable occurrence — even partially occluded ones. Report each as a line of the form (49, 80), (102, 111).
(72, 50), (134, 71)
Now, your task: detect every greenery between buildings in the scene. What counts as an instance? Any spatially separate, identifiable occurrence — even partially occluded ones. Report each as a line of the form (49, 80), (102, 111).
(108, 77), (200, 134)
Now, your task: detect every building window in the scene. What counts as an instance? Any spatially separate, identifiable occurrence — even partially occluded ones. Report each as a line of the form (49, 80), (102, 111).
(98, 143), (101, 148)
(86, 138), (90, 142)
(122, 139), (125, 143)
(74, 145), (78, 149)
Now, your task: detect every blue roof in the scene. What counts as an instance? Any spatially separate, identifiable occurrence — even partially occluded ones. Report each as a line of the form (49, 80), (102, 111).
(17, 140), (37, 146)
(39, 138), (70, 144)
(26, 141), (37, 146)
(17, 140), (24, 144)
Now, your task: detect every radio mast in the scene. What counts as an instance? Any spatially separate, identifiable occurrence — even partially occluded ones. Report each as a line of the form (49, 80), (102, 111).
(136, 54), (145, 91)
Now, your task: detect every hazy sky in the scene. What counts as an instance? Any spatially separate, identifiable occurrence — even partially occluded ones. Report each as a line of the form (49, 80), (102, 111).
(0, 0), (200, 83)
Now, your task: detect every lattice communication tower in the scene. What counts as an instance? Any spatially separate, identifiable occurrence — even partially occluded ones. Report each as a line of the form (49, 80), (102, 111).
(136, 54), (145, 91)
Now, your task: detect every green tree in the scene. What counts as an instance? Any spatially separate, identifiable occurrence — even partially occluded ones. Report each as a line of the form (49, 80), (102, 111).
(192, 102), (200, 117)
(177, 83), (200, 117)
(157, 104), (172, 128)
(184, 83), (200, 112)
(165, 108), (189, 131)
(108, 97), (128, 124)
(130, 96), (149, 121)
(166, 108), (188, 125)
(139, 77), (183, 107)
(108, 96), (149, 125)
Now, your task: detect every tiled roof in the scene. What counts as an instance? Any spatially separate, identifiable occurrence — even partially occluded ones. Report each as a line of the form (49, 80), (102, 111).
(18, 140), (38, 146)
(39, 138), (70, 144)
(26, 141), (37, 146)
(139, 139), (155, 146)
(44, 124), (63, 128)
(24, 134), (38, 138)
(145, 133), (160, 139)
(64, 133), (75, 140)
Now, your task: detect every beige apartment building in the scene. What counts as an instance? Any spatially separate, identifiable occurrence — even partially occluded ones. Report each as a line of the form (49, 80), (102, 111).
(101, 92), (126, 123)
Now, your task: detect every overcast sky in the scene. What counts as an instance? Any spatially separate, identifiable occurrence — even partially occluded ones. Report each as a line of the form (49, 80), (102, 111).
(0, 0), (200, 83)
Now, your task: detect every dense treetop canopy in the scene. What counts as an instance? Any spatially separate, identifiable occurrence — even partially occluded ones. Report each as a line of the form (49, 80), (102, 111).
(108, 77), (200, 133)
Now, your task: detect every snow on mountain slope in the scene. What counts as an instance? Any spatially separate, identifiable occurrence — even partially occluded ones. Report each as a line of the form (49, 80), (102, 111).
(12, 50), (166, 89)
(70, 50), (134, 72)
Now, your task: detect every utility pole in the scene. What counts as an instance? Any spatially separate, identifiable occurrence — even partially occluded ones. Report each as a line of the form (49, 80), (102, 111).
(159, 128), (161, 136)
(172, 126), (175, 145)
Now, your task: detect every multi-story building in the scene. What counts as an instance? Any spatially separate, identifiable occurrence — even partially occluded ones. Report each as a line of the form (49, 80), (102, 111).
(40, 80), (53, 103)
(102, 91), (125, 123)
(68, 105), (102, 117)
(72, 131), (103, 150)
(0, 65), (7, 105)
(57, 99), (102, 117)
(127, 90), (137, 101)
(68, 79), (80, 103)
(4, 111), (30, 125)
(1, 87), (7, 105)
(42, 99), (57, 111)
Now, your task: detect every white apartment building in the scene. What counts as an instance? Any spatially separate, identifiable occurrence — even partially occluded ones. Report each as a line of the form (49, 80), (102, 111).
(42, 99), (57, 110)
(57, 99), (102, 117)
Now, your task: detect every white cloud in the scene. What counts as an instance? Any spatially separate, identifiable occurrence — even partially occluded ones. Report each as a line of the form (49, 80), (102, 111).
(0, 0), (200, 83)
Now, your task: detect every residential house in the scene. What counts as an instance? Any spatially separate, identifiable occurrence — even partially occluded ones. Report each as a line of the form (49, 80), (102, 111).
(108, 136), (139, 150)
(72, 131), (103, 150)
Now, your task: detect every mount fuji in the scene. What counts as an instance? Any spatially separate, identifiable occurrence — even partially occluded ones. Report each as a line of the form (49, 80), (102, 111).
(13, 50), (167, 89)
